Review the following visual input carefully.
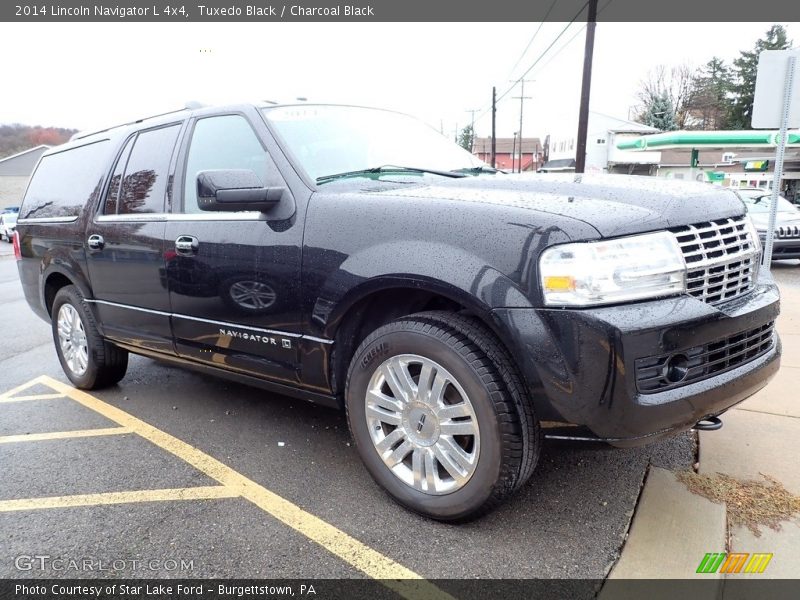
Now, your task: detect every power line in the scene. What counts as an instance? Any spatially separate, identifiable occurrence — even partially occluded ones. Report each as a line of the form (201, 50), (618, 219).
(499, 3), (588, 101)
(474, 2), (589, 124)
(534, 0), (614, 74)
(506, 0), (560, 79)
(474, 0), (615, 129)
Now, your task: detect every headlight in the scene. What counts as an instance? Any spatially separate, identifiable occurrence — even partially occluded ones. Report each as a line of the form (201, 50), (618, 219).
(540, 231), (686, 307)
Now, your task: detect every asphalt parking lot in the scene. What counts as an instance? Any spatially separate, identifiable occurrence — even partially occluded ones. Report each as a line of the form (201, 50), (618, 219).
(3, 244), (796, 585)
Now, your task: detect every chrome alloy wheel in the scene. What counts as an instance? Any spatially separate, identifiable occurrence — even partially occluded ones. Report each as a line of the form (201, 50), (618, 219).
(365, 354), (480, 495)
(57, 304), (89, 376)
(228, 281), (277, 310)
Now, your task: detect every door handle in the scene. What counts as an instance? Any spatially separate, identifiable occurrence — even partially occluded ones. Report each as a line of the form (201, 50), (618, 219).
(175, 235), (199, 255)
(87, 234), (105, 250)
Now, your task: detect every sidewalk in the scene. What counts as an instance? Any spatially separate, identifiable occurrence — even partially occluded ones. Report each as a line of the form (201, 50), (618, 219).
(605, 272), (800, 584)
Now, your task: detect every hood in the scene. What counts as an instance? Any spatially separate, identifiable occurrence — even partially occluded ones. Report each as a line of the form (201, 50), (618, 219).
(748, 209), (800, 230)
(376, 173), (746, 238)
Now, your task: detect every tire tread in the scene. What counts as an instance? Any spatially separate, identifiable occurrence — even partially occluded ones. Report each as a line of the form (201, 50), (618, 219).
(345, 310), (541, 521)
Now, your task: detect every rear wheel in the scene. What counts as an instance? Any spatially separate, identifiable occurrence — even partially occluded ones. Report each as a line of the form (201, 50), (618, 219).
(345, 311), (540, 521)
(51, 285), (128, 389)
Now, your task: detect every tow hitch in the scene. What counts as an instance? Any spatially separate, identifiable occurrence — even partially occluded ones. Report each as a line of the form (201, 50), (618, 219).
(693, 416), (723, 431)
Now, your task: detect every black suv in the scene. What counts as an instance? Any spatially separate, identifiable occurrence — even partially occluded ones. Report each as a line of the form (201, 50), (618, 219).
(16, 103), (781, 521)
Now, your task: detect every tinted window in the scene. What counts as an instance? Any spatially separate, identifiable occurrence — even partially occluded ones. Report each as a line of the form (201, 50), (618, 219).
(103, 136), (135, 215)
(183, 115), (269, 213)
(113, 124), (180, 215)
(21, 140), (111, 220)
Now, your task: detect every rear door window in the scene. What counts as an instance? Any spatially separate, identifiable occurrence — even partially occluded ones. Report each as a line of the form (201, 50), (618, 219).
(105, 124), (181, 215)
(103, 136), (135, 215)
(21, 140), (111, 220)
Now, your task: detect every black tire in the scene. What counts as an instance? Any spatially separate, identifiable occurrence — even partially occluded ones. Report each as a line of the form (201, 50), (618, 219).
(345, 311), (541, 521)
(51, 285), (128, 389)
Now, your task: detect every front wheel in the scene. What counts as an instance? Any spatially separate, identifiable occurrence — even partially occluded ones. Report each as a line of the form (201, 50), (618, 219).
(51, 285), (129, 389)
(345, 311), (540, 521)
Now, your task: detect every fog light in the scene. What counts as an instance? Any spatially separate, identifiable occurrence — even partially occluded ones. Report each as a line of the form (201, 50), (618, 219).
(665, 354), (689, 383)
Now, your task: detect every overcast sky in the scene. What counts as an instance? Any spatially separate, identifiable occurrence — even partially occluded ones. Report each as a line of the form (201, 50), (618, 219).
(0, 22), (796, 141)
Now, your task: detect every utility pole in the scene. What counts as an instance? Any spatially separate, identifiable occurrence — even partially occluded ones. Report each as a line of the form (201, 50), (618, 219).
(465, 108), (478, 152)
(491, 86), (497, 168)
(512, 132), (518, 173)
(575, 0), (598, 174)
(511, 78), (533, 173)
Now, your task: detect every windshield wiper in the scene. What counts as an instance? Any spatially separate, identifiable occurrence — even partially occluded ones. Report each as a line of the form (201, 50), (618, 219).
(316, 165), (468, 184)
(451, 166), (500, 175)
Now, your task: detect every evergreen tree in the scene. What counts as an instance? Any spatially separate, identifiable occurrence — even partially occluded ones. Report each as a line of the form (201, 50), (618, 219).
(689, 57), (734, 129)
(642, 94), (679, 131)
(729, 25), (792, 129)
(457, 124), (475, 151)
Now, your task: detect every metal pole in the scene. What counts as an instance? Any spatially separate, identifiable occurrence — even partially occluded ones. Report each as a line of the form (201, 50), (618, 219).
(518, 80), (525, 173)
(575, 0), (598, 174)
(466, 109), (478, 152)
(512, 133), (517, 173)
(511, 79), (533, 173)
(491, 87), (497, 168)
(763, 55), (796, 271)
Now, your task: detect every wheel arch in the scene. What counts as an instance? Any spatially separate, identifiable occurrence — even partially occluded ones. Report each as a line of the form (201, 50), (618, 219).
(325, 277), (523, 398)
(42, 267), (92, 317)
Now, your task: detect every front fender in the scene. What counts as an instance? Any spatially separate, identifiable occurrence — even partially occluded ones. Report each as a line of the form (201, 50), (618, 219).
(310, 240), (534, 336)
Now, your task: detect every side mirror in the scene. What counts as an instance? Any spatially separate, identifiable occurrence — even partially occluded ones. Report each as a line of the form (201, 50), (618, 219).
(196, 169), (284, 212)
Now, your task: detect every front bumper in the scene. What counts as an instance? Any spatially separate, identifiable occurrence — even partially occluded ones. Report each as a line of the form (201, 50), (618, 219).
(492, 275), (781, 448)
(758, 233), (800, 260)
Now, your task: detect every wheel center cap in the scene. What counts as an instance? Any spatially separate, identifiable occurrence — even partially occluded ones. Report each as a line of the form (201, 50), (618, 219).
(403, 402), (440, 446)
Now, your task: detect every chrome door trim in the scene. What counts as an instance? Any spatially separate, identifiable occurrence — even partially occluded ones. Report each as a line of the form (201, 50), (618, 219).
(83, 298), (333, 344)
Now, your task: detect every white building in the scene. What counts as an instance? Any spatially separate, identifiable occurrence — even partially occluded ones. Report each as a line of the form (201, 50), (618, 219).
(0, 145), (51, 209)
(541, 112), (661, 175)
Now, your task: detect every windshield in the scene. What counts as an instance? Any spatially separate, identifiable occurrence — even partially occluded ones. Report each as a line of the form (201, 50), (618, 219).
(262, 105), (484, 183)
(737, 190), (797, 214)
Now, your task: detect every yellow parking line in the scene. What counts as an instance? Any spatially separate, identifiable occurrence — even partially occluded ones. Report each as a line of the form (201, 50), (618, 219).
(0, 486), (238, 512)
(0, 392), (65, 404)
(36, 375), (450, 600)
(0, 378), (57, 400)
(0, 426), (131, 444)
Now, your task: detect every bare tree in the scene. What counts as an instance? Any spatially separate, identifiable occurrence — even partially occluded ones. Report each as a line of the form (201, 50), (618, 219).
(634, 63), (698, 129)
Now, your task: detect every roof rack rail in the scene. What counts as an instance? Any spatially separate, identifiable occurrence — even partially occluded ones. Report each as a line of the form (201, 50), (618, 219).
(70, 101), (206, 141)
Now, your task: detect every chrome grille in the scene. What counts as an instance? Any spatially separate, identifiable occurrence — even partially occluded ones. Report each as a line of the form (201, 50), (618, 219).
(669, 216), (759, 305)
(777, 225), (800, 239)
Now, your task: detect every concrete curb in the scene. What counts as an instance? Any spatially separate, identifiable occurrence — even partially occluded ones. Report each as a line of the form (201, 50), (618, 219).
(603, 466), (726, 585)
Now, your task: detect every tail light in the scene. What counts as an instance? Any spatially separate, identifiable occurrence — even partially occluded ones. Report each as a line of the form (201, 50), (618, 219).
(12, 231), (21, 261)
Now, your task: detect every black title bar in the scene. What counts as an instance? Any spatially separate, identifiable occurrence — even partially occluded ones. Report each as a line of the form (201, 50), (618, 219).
(2, 0), (800, 22)
(4, 579), (800, 600)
